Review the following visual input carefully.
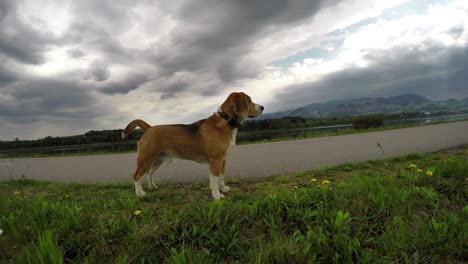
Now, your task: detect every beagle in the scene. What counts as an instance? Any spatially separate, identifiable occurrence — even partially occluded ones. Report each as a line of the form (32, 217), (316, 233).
(122, 92), (264, 200)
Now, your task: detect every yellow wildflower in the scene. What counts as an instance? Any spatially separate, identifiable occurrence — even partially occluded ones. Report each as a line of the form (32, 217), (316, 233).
(310, 178), (317, 182)
(134, 210), (142, 216)
(322, 180), (330, 185)
(13, 191), (20, 196)
(417, 169), (423, 173)
(293, 185), (298, 189)
(409, 164), (417, 168)
(426, 171), (433, 176)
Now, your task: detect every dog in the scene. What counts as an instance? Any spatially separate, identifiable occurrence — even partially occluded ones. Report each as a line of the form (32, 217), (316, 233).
(122, 92), (264, 200)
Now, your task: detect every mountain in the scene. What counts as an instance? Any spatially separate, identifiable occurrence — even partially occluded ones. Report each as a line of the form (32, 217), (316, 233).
(386, 94), (431, 105)
(260, 94), (468, 119)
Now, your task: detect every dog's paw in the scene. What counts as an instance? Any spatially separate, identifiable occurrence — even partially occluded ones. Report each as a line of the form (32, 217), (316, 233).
(220, 185), (230, 193)
(220, 193), (225, 199)
(136, 191), (147, 197)
(212, 190), (222, 200)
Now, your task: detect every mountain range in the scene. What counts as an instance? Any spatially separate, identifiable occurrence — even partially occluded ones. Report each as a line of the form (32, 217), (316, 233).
(261, 94), (468, 119)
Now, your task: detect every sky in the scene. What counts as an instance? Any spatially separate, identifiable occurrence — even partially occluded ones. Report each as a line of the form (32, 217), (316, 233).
(1, 0), (467, 140)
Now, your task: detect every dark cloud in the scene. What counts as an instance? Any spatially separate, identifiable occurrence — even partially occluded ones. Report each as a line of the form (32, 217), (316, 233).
(448, 25), (464, 40)
(98, 74), (148, 94)
(0, 0), (58, 65)
(152, 0), (343, 91)
(159, 80), (190, 100)
(0, 77), (99, 124)
(0, 62), (17, 85)
(63, 22), (134, 63)
(67, 48), (86, 58)
(0, 0), (12, 20)
(217, 59), (261, 83)
(271, 44), (468, 111)
(87, 60), (111, 82)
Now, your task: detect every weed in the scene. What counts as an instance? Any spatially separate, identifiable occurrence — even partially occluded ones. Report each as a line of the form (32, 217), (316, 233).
(24, 230), (63, 264)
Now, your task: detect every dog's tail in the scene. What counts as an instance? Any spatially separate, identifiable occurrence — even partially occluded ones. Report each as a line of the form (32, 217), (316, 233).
(122, 119), (151, 139)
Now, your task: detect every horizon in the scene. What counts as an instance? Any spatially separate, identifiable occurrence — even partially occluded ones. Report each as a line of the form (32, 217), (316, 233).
(2, 92), (466, 142)
(1, 0), (468, 140)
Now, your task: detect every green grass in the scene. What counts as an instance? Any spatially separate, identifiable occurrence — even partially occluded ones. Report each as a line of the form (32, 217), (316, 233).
(1, 146), (467, 263)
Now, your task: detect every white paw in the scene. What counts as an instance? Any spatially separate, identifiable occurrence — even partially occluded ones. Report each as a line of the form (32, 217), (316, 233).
(136, 190), (147, 197)
(212, 190), (221, 200)
(220, 193), (225, 199)
(220, 185), (230, 193)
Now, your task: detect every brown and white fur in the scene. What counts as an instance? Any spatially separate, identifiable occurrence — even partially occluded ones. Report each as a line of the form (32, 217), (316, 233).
(122, 92), (264, 200)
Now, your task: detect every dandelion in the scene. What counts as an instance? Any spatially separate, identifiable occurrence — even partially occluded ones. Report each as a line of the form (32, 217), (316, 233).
(13, 191), (20, 196)
(409, 164), (417, 168)
(417, 169), (423, 173)
(322, 180), (330, 185)
(310, 178), (317, 182)
(426, 171), (433, 176)
(293, 185), (298, 189)
(134, 210), (142, 216)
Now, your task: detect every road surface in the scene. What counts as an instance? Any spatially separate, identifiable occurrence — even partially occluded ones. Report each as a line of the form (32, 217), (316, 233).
(1, 121), (467, 184)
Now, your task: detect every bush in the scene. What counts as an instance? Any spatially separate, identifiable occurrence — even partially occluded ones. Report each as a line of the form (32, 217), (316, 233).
(352, 114), (384, 129)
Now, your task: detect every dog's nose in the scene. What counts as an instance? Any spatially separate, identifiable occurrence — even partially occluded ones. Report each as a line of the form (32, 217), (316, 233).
(260, 105), (264, 111)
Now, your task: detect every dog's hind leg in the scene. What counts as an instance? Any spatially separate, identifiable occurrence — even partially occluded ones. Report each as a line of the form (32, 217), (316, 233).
(147, 159), (163, 190)
(133, 154), (154, 197)
(133, 168), (148, 197)
(219, 160), (230, 193)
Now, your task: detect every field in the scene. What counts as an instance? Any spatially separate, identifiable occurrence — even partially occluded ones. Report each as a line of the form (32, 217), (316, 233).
(0, 146), (467, 263)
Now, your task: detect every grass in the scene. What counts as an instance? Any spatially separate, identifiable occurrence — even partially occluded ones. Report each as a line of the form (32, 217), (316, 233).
(0, 146), (467, 263)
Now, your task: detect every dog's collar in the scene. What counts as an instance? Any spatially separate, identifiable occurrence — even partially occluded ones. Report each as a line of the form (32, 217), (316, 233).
(217, 111), (239, 128)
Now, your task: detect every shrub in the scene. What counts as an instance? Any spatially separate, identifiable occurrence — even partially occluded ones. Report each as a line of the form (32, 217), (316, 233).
(352, 114), (385, 129)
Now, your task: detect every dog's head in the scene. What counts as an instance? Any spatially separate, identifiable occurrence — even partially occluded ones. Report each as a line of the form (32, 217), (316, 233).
(220, 92), (264, 121)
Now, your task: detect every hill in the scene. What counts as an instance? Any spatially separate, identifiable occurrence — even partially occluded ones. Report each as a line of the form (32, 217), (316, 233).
(261, 94), (468, 119)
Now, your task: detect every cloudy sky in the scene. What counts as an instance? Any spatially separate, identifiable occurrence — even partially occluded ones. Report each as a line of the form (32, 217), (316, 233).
(1, 0), (467, 140)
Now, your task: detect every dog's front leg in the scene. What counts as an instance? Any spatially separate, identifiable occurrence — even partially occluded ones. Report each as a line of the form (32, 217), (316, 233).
(209, 159), (224, 200)
(219, 160), (230, 193)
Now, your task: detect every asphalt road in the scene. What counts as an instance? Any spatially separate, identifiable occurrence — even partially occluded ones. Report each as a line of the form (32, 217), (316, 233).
(1, 121), (467, 184)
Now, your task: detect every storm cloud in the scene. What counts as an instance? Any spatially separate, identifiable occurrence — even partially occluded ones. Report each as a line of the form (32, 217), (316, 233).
(0, 0), (58, 65)
(273, 44), (468, 111)
(0, 0), (467, 140)
(151, 0), (343, 90)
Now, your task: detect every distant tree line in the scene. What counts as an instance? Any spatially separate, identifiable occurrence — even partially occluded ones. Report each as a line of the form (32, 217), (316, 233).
(1, 110), (465, 150)
(242, 116), (351, 131)
(0, 129), (144, 150)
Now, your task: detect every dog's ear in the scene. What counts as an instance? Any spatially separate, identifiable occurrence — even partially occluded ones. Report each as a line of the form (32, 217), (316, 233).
(230, 92), (249, 118)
